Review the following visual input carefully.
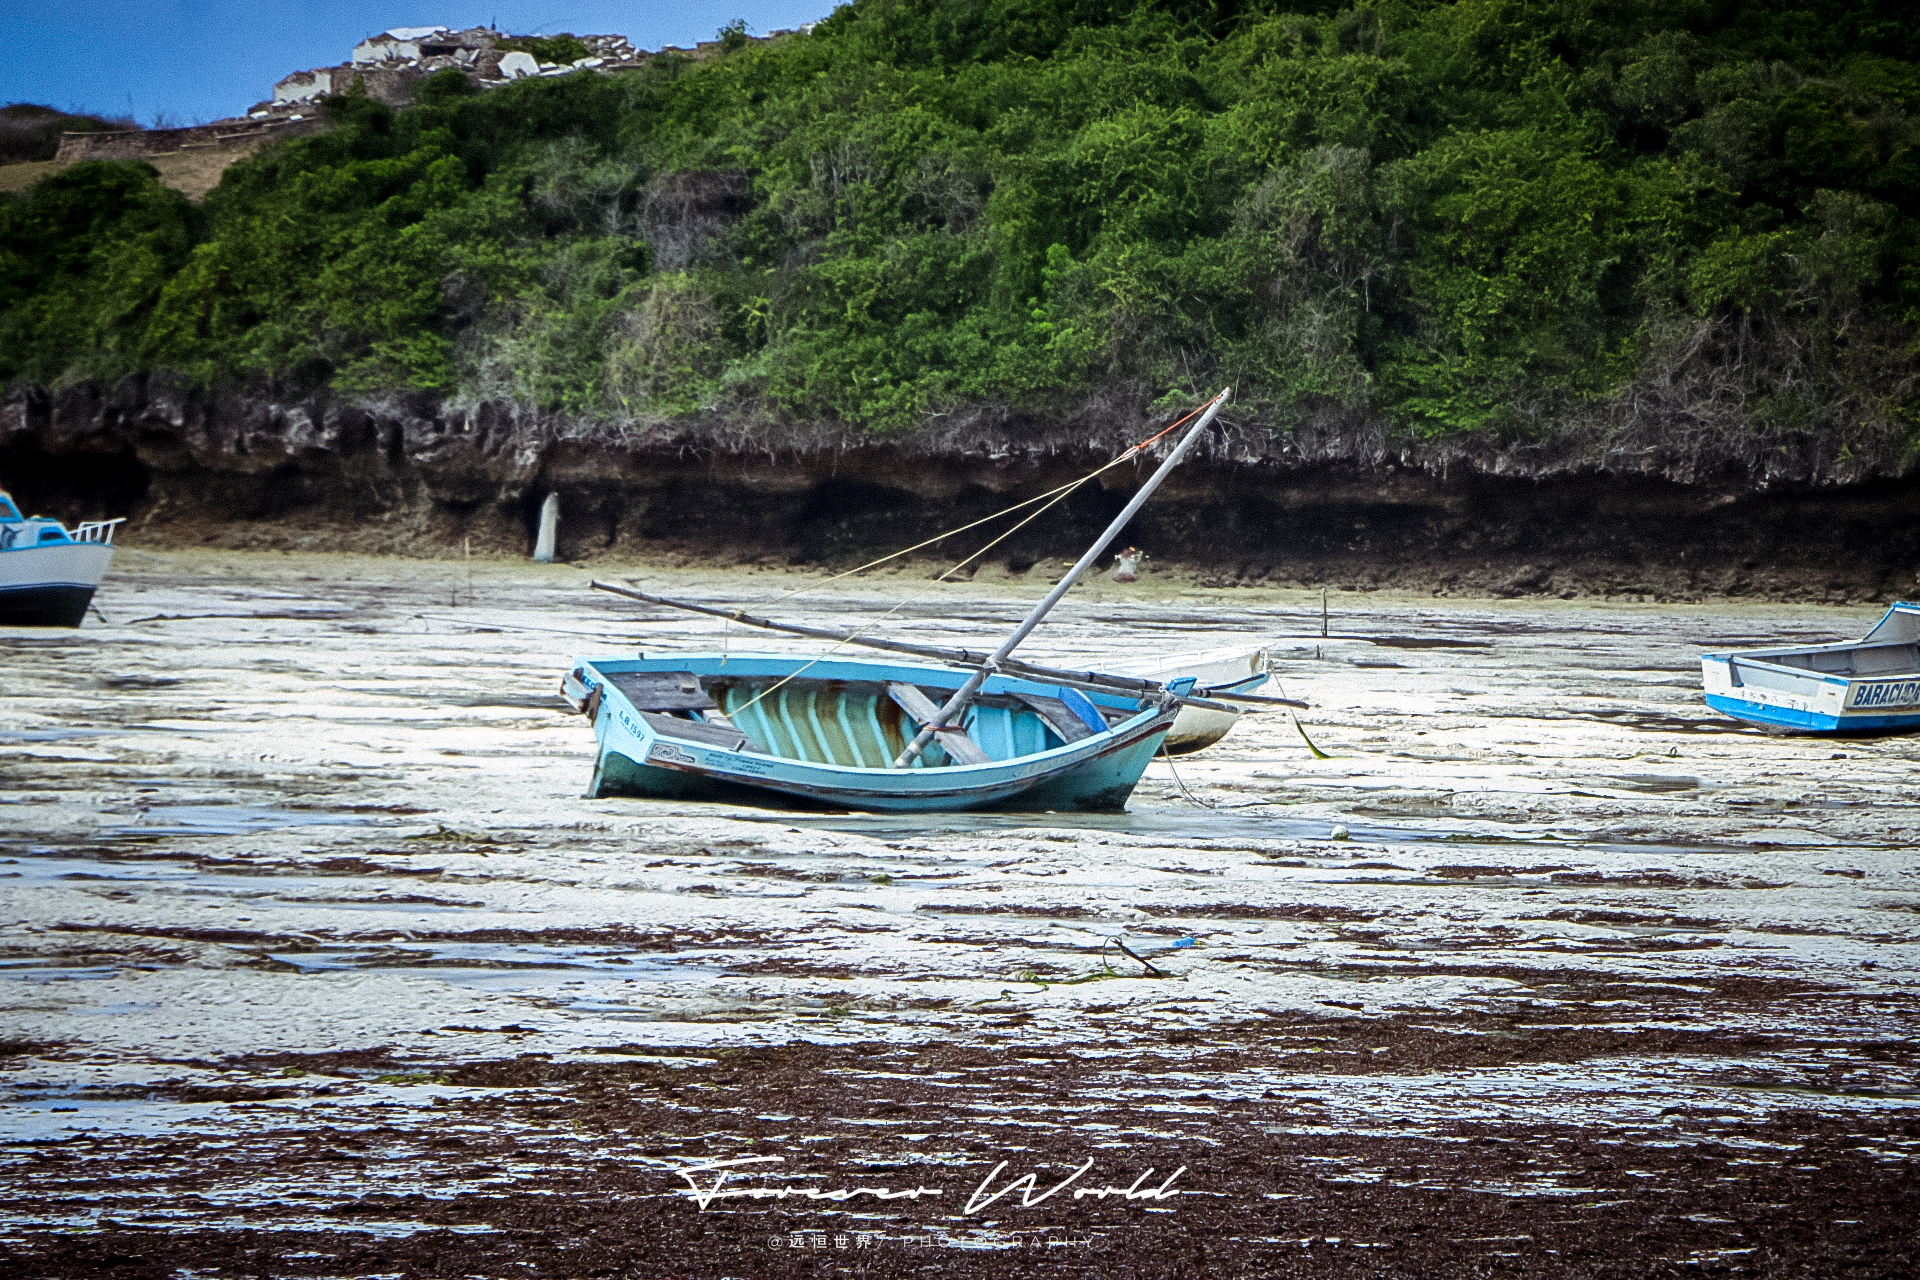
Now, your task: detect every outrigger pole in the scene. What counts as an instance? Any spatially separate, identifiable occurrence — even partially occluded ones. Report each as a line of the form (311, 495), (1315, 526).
(589, 579), (1308, 712)
(888, 388), (1232, 766)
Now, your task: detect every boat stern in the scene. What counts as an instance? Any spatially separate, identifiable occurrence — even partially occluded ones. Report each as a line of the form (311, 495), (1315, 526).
(1010, 709), (1176, 811)
(1700, 652), (1849, 732)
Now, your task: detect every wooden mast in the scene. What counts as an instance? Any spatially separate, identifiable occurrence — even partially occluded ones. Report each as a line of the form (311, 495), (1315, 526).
(889, 388), (1231, 767)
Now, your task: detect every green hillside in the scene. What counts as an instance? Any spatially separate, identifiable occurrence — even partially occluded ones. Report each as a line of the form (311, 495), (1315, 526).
(3, 0), (1917, 464)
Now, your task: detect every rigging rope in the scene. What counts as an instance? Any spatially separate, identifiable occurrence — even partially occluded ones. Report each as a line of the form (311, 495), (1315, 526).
(758, 396), (1216, 609)
(719, 461), (1097, 721)
(708, 394), (1224, 725)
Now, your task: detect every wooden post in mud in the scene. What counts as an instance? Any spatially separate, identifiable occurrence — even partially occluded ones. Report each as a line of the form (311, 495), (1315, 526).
(534, 493), (559, 564)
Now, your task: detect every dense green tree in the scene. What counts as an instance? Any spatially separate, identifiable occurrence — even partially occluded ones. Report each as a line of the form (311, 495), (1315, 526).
(2, 0), (1915, 466)
(0, 161), (199, 384)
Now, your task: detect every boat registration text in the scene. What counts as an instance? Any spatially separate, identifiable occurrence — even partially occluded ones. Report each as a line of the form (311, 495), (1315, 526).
(1848, 680), (1920, 710)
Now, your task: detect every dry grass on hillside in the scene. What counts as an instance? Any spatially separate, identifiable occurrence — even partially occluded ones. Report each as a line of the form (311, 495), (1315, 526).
(0, 140), (259, 201)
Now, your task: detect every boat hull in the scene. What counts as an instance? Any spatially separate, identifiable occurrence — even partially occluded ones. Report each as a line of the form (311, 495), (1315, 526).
(590, 727), (1167, 812)
(573, 653), (1177, 813)
(1702, 691), (1920, 734)
(0, 544), (112, 627)
(1104, 644), (1271, 754)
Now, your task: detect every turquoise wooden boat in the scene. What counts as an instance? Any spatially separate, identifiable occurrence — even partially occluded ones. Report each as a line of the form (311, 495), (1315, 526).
(1701, 601), (1920, 734)
(565, 389), (1275, 812)
(562, 652), (1183, 812)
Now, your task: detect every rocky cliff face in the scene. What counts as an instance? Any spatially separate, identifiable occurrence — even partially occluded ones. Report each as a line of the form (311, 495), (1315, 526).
(5, 376), (1918, 603)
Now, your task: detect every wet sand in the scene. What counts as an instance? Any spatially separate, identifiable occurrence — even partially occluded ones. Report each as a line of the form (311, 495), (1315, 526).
(3, 551), (1916, 1277)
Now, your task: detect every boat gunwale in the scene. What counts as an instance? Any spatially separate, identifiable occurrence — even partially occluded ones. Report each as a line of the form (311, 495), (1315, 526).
(1701, 654), (1857, 687)
(1103, 642), (1270, 673)
(582, 651), (1149, 709)
(1702, 601), (1920, 665)
(576, 651), (1171, 778)
(1702, 648), (1920, 686)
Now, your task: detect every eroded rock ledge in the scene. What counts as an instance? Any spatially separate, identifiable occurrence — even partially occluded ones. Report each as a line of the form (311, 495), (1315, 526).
(4, 377), (1917, 602)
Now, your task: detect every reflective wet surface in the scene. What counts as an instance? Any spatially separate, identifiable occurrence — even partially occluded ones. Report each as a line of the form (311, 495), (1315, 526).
(2, 551), (1916, 1276)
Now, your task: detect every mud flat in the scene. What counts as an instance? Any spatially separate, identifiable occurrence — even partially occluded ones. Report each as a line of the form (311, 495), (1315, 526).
(3, 552), (1917, 1277)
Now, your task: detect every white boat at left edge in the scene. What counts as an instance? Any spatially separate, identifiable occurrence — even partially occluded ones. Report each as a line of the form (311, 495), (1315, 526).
(0, 490), (124, 627)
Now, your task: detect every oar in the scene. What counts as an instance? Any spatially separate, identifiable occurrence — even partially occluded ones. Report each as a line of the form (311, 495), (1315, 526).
(589, 579), (1310, 712)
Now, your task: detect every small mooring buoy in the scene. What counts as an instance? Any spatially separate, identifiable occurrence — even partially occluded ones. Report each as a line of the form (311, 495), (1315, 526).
(534, 492), (559, 564)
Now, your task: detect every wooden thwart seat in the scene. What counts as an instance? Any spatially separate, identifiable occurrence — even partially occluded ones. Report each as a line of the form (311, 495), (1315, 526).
(1011, 693), (1099, 744)
(608, 671), (714, 712)
(638, 709), (751, 752)
(885, 682), (992, 765)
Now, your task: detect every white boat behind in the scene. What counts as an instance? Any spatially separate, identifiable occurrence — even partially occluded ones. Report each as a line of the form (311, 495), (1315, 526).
(1104, 644), (1271, 754)
(1701, 602), (1920, 734)
(0, 490), (123, 628)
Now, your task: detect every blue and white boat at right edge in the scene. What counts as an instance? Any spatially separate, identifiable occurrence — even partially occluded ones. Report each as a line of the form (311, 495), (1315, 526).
(1701, 602), (1920, 734)
(0, 489), (123, 627)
